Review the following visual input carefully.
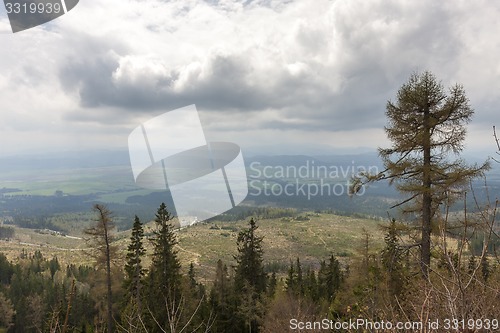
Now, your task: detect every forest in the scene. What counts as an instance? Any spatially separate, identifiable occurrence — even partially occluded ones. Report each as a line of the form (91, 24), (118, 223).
(0, 200), (499, 332)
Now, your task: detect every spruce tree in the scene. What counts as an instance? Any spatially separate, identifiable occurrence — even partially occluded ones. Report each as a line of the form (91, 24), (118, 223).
(234, 218), (266, 294)
(267, 272), (277, 298)
(481, 255), (490, 282)
(285, 260), (296, 295)
(234, 218), (267, 333)
(124, 215), (146, 310)
(381, 219), (406, 298)
(296, 258), (304, 296)
(211, 260), (230, 306)
(467, 254), (477, 275)
(147, 203), (181, 331)
(0, 292), (15, 330)
(285, 258), (304, 297)
(188, 262), (197, 290)
(149, 203), (181, 296)
(209, 260), (235, 332)
(325, 255), (341, 302)
(305, 267), (318, 301)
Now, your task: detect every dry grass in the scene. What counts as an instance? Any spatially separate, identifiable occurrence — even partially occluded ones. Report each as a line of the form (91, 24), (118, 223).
(0, 213), (385, 282)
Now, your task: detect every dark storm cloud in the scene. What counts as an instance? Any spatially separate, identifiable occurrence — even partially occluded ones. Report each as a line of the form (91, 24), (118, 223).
(57, 0), (495, 133)
(59, 51), (343, 121)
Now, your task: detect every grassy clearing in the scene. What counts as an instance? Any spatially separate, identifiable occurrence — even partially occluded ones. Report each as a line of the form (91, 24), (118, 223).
(0, 226), (92, 266)
(175, 213), (385, 282)
(0, 213), (386, 283)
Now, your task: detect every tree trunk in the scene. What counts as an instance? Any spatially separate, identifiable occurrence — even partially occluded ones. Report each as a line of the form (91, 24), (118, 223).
(104, 225), (113, 333)
(421, 105), (432, 278)
(86, 204), (116, 333)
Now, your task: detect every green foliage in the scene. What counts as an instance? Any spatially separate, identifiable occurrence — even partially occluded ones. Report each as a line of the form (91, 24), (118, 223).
(233, 218), (268, 333)
(267, 272), (277, 298)
(234, 218), (267, 294)
(0, 226), (14, 240)
(380, 219), (408, 298)
(123, 215), (146, 304)
(209, 259), (237, 332)
(356, 71), (488, 277)
(3, 195), (498, 333)
(318, 255), (342, 303)
(269, 254), (346, 328)
(0, 292), (14, 329)
(121, 215), (147, 332)
(146, 203), (182, 332)
(13, 215), (63, 231)
(209, 206), (298, 222)
(0, 254), (13, 285)
(148, 203), (181, 298)
(481, 255), (491, 282)
(1, 250), (95, 333)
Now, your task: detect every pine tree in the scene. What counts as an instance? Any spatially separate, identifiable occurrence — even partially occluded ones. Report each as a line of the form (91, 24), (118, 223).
(285, 260), (296, 295)
(211, 260), (230, 305)
(285, 258), (304, 297)
(325, 255), (341, 302)
(381, 219), (406, 298)
(467, 254), (477, 275)
(0, 292), (15, 330)
(267, 272), (277, 298)
(481, 255), (490, 282)
(0, 253), (13, 284)
(317, 260), (327, 298)
(149, 203), (181, 296)
(147, 203), (181, 331)
(188, 262), (197, 290)
(234, 218), (267, 294)
(182, 262), (211, 333)
(354, 71), (488, 278)
(296, 258), (304, 296)
(305, 267), (318, 301)
(124, 215), (146, 310)
(209, 260), (235, 332)
(234, 218), (267, 333)
(49, 257), (60, 280)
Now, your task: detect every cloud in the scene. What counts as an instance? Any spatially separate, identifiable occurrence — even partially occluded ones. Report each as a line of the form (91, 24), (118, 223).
(56, 1), (472, 117)
(1, 0), (500, 155)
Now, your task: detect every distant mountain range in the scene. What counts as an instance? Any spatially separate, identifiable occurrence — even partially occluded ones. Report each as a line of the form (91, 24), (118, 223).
(0, 148), (496, 182)
(0, 149), (498, 228)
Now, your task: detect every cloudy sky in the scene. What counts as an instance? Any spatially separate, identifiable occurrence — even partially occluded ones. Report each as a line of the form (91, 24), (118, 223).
(0, 0), (499, 158)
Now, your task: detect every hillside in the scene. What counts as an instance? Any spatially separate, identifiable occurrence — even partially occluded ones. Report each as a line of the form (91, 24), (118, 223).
(0, 212), (385, 281)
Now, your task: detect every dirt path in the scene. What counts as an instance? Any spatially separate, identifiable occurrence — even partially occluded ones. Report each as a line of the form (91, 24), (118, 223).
(307, 227), (330, 251)
(176, 244), (201, 265)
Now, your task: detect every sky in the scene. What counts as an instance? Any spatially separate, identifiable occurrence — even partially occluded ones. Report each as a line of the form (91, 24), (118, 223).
(0, 0), (499, 158)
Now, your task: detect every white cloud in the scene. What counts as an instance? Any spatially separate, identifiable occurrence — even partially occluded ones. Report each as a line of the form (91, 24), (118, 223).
(0, 0), (499, 156)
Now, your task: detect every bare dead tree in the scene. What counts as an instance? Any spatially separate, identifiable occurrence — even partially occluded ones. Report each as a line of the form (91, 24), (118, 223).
(84, 204), (117, 333)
